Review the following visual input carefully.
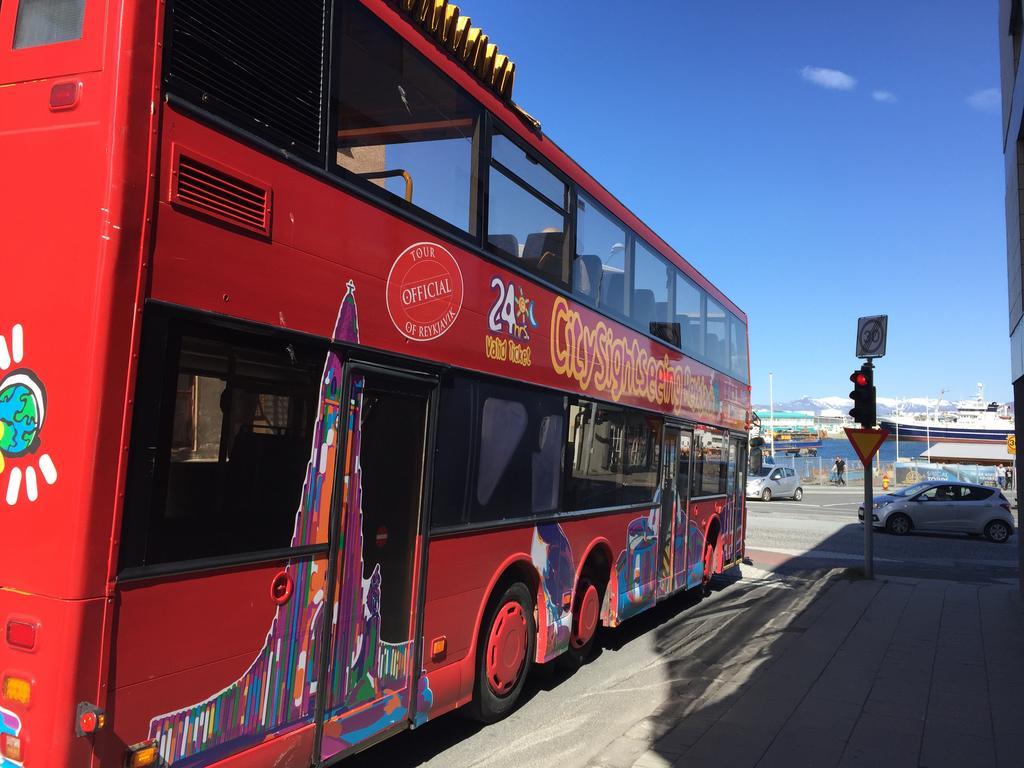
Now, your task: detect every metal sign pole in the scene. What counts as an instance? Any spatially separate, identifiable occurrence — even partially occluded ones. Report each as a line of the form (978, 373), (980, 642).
(854, 314), (886, 582)
(864, 454), (873, 579)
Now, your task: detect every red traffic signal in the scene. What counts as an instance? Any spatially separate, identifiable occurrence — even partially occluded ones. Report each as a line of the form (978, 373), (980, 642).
(848, 363), (876, 428)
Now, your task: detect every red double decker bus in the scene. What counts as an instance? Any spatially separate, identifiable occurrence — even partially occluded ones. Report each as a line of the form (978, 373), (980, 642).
(0, 0), (750, 765)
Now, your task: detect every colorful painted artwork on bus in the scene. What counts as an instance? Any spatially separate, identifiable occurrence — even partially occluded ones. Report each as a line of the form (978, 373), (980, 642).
(0, 704), (21, 768)
(320, 372), (432, 754)
(720, 497), (735, 563)
(0, 324), (57, 506)
(685, 518), (707, 591)
(146, 281), (409, 765)
(607, 511), (659, 625)
(532, 523), (575, 662)
(673, 495), (688, 591)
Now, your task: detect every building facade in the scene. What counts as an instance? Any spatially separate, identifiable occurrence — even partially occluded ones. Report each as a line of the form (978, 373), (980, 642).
(998, 0), (1024, 590)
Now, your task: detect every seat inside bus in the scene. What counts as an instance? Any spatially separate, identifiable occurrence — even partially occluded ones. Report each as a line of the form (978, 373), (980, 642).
(573, 254), (603, 301)
(522, 231), (565, 280)
(601, 273), (625, 316)
(488, 233), (519, 260)
(632, 289), (655, 331)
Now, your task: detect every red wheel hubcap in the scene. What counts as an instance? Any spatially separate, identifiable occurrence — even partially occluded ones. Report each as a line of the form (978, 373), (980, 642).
(486, 601), (527, 695)
(571, 583), (600, 649)
(702, 544), (713, 585)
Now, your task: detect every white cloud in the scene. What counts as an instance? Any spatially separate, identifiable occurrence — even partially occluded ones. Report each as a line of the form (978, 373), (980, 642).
(800, 66), (857, 91)
(966, 87), (1000, 113)
(872, 90), (897, 103)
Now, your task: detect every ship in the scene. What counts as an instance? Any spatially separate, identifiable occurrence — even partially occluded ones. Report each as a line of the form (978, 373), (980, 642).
(878, 384), (1013, 444)
(750, 409), (823, 455)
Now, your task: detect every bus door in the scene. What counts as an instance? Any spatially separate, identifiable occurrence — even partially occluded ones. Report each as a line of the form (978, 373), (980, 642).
(317, 364), (436, 763)
(723, 437), (742, 563)
(673, 430), (694, 591)
(730, 438), (747, 564)
(658, 427), (693, 596)
(657, 427), (681, 597)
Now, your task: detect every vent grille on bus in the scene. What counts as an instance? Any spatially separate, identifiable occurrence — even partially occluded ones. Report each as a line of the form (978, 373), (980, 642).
(164, 0), (328, 160)
(171, 150), (272, 237)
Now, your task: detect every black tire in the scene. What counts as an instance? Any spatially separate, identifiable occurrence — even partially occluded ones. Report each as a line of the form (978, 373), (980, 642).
(561, 575), (604, 669)
(467, 581), (535, 723)
(984, 520), (1012, 544)
(761, 488), (772, 502)
(885, 513), (912, 536)
(793, 487), (803, 501)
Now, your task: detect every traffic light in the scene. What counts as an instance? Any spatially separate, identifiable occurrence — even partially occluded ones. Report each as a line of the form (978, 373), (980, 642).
(849, 363), (876, 428)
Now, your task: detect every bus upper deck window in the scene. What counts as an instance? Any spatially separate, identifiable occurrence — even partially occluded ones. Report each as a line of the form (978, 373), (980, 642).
(13, 0), (86, 49)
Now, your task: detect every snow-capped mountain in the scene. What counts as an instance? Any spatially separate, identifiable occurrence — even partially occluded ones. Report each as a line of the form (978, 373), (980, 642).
(752, 396), (961, 416)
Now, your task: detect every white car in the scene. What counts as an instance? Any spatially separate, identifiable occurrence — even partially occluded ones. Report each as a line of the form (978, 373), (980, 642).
(747, 466), (803, 501)
(858, 481), (1015, 543)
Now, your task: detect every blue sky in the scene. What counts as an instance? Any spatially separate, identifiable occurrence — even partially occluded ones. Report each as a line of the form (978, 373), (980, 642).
(471, 1), (1007, 405)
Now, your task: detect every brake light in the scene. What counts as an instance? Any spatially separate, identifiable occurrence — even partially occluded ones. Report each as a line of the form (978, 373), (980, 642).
(6, 620), (36, 651)
(76, 702), (106, 736)
(2, 676), (31, 707)
(49, 81), (81, 110)
(126, 741), (159, 768)
(0, 733), (23, 762)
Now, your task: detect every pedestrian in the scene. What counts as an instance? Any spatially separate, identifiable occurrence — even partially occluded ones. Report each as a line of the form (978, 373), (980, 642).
(1006, 464), (1014, 491)
(997, 463), (1005, 490)
(831, 457), (840, 486)
(837, 457), (846, 486)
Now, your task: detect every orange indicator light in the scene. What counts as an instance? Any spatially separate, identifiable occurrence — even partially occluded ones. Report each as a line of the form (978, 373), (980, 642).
(127, 741), (159, 768)
(431, 636), (447, 659)
(1, 676), (30, 706)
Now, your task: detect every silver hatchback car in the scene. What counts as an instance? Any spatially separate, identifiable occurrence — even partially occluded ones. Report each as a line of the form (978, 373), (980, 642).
(747, 466), (803, 501)
(857, 481), (1015, 543)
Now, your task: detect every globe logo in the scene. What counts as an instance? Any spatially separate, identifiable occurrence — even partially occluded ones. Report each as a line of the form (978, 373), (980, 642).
(0, 324), (58, 505)
(0, 372), (45, 459)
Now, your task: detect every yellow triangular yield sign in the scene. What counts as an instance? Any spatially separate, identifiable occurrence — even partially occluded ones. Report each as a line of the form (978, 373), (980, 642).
(844, 428), (889, 464)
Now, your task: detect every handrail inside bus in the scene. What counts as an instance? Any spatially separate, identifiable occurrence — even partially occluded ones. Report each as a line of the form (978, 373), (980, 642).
(358, 168), (414, 202)
(337, 118), (474, 140)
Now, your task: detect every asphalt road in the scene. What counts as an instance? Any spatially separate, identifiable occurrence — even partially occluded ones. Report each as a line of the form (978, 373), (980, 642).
(745, 487), (1021, 585)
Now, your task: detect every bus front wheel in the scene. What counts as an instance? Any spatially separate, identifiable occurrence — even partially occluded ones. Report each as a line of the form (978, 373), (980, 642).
(468, 581), (535, 723)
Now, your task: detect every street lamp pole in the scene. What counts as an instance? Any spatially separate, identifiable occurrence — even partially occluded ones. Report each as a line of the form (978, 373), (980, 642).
(926, 389), (945, 462)
(895, 397), (900, 462)
(769, 372), (775, 459)
(926, 398), (931, 459)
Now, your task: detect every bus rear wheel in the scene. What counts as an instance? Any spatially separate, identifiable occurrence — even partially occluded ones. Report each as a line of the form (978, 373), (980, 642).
(468, 581), (535, 723)
(701, 541), (715, 596)
(563, 578), (602, 668)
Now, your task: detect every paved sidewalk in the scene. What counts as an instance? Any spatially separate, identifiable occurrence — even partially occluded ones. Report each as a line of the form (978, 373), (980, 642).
(588, 573), (1024, 768)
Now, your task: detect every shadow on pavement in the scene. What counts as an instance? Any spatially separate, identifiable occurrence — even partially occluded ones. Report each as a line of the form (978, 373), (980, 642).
(341, 567), (760, 767)
(334, 504), (1024, 768)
